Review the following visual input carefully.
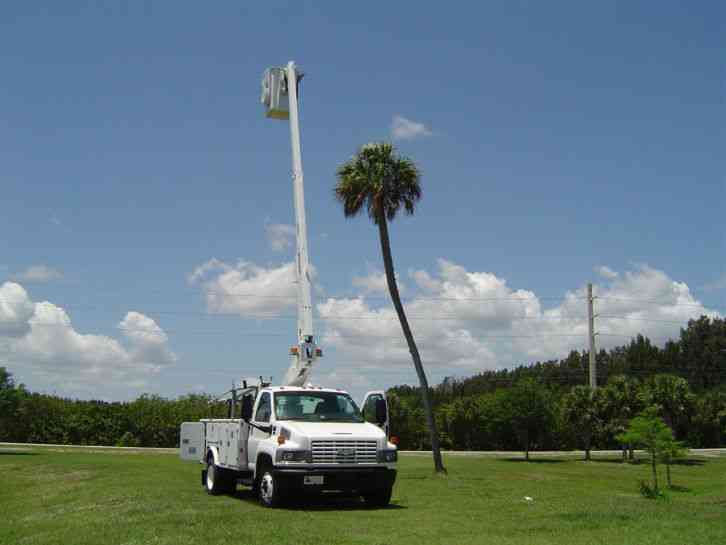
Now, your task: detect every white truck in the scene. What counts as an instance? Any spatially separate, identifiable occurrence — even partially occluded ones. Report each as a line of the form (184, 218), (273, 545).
(180, 385), (397, 507)
(179, 62), (397, 507)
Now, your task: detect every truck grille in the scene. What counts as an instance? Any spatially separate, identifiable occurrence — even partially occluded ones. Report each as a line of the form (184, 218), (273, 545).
(311, 440), (378, 464)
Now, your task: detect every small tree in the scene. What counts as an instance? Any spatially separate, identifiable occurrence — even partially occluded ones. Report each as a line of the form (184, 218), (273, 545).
(659, 436), (688, 489)
(561, 385), (601, 461)
(504, 379), (553, 461)
(600, 375), (642, 461)
(617, 407), (673, 496)
(0, 367), (27, 442)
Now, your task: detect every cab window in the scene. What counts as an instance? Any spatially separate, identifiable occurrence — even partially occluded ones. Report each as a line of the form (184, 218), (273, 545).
(255, 392), (271, 423)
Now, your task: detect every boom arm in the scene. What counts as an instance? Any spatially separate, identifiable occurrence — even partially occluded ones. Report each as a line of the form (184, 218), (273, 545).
(280, 61), (319, 387)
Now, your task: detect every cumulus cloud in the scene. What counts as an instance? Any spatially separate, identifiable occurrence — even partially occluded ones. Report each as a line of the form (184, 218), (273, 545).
(0, 282), (176, 398)
(0, 282), (35, 337)
(316, 261), (720, 393)
(351, 270), (405, 295)
(265, 222), (296, 252)
(391, 115), (432, 141)
(13, 265), (63, 283)
(596, 265), (618, 280)
(189, 258), (297, 317)
(184, 255), (719, 398)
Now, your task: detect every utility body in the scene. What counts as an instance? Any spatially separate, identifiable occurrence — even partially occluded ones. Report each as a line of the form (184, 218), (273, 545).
(179, 61), (397, 506)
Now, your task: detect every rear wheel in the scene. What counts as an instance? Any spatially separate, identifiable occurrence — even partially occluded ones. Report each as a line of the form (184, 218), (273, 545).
(205, 456), (232, 495)
(363, 486), (392, 507)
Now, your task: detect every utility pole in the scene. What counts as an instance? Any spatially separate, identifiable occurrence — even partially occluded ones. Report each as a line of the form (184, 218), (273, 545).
(587, 282), (597, 389)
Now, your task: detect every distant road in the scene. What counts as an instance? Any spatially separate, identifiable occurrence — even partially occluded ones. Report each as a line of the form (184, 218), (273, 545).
(2, 442), (724, 457)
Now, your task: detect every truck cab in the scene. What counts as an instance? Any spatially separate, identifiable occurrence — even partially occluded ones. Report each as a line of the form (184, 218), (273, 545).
(181, 386), (397, 507)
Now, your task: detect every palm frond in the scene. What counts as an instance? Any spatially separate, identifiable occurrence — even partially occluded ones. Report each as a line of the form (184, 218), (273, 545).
(334, 142), (421, 225)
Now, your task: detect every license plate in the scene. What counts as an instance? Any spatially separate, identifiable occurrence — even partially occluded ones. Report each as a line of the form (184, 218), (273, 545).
(304, 475), (324, 485)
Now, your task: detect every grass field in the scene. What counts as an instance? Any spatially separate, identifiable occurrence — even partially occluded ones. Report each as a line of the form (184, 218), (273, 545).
(2, 447), (725, 545)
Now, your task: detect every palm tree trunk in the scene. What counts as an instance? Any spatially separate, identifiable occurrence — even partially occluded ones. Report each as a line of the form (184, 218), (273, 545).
(377, 214), (446, 473)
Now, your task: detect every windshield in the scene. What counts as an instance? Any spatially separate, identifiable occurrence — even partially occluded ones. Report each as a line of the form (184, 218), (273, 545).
(274, 391), (363, 423)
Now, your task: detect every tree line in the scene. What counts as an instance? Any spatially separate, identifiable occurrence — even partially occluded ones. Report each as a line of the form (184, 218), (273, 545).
(1, 316), (724, 452)
(0, 375), (227, 447)
(389, 316), (726, 453)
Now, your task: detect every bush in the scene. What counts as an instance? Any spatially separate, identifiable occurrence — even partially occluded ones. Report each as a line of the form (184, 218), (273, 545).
(116, 431), (140, 447)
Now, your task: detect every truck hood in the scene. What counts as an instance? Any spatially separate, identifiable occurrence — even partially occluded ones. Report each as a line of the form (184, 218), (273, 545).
(281, 421), (385, 440)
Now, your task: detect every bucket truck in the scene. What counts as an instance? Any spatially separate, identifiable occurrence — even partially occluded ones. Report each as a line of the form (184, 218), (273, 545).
(179, 62), (397, 507)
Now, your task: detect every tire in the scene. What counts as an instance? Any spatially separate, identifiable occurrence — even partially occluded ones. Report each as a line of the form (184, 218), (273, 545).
(205, 456), (231, 495)
(363, 486), (393, 507)
(258, 466), (284, 508)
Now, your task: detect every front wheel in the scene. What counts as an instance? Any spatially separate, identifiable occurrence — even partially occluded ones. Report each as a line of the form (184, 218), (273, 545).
(258, 469), (284, 508)
(363, 486), (393, 507)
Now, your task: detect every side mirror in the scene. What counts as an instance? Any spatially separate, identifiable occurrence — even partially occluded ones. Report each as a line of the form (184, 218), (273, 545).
(375, 398), (388, 426)
(241, 396), (254, 421)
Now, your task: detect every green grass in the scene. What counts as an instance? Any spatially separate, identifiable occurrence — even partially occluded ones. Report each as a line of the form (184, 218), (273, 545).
(2, 448), (725, 545)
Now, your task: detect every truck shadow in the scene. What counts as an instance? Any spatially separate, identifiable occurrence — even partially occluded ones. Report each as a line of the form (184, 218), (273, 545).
(231, 489), (406, 511)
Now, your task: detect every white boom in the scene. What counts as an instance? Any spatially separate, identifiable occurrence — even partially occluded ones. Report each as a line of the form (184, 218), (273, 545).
(278, 61), (318, 387)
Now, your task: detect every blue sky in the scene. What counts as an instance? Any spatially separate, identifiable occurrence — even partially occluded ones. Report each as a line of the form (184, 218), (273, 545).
(1, 1), (724, 401)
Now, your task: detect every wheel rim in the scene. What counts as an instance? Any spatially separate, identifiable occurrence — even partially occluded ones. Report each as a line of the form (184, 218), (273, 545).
(206, 463), (215, 490)
(260, 472), (274, 503)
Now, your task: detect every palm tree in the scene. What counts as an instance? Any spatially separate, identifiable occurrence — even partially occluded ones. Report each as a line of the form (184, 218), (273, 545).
(335, 142), (446, 473)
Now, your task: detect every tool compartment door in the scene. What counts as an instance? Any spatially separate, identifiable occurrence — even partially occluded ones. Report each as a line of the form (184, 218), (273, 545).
(224, 421), (250, 469)
(179, 422), (204, 461)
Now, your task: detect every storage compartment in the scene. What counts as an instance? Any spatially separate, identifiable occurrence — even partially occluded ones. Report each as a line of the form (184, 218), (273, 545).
(179, 422), (204, 461)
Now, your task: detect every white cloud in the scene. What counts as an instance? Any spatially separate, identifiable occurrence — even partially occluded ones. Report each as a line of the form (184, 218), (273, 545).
(0, 282), (35, 337)
(316, 262), (720, 389)
(187, 258), (233, 284)
(596, 265), (618, 280)
(0, 282), (176, 399)
(189, 258), (297, 317)
(351, 270), (405, 295)
(184, 256), (719, 397)
(265, 222), (296, 252)
(391, 115), (432, 141)
(13, 265), (63, 283)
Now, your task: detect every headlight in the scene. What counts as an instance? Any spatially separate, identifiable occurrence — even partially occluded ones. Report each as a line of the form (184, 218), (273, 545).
(275, 450), (311, 463)
(378, 449), (398, 463)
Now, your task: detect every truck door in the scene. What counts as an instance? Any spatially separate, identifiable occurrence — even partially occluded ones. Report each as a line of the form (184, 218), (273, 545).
(247, 391), (272, 473)
(361, 390), (389, 436)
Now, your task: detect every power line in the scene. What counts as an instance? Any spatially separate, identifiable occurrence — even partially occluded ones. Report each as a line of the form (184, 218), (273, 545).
(0, 300), (713, 324)
(597, 297), (712, 308)
(1, 292), (719, 308)
(21, 322), (650, 340)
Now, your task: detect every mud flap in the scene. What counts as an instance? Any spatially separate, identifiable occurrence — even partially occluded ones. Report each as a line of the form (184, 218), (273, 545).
(201, 469), (207, 487)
